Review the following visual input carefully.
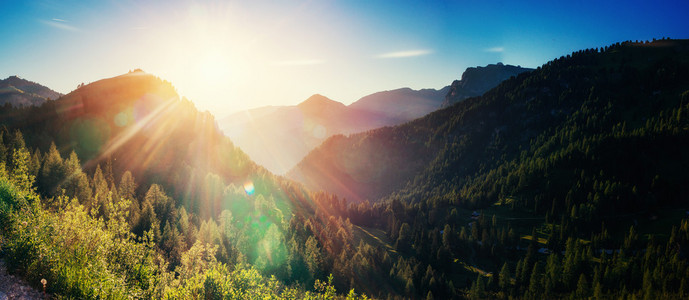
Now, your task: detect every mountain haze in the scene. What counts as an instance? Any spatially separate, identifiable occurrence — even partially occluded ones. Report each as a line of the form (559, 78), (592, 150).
(347, 86), (450, 123)
(220, 87), (448, 174)
(221, 64), (527, 175)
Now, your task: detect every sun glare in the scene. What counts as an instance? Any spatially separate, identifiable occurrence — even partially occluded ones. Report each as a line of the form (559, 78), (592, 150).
(197, 51), (234, 85)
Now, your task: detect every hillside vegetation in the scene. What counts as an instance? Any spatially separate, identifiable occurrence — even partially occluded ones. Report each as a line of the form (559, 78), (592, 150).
(289, 38), (689, 298)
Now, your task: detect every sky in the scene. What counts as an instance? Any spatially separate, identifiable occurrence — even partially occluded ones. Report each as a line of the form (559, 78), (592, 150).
(1, 0), (688, 116)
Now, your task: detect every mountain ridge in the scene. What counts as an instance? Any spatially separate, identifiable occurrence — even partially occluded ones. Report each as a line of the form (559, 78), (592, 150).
(441, 63), (533, 107)
(221, 63), (527, 175)
(0, 75), (62, 107)
(219, 86), (448, 174)
(288, 39), (689, 206)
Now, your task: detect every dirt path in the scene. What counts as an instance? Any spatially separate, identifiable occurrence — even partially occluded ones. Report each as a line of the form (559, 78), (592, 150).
(0, 260), (47, 300)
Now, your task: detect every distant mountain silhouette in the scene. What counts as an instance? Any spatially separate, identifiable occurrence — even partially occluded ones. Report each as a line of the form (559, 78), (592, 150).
(441, 63), (533, 108)
(219, 87), (449, 174)
(221, 64), (531, 175)
(349, 87), (450, 123)
(0, 75), (62, 107)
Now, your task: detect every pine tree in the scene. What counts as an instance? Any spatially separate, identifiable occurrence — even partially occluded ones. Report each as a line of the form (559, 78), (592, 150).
(7, 130), (26, 169)
(136, 199), (160, 239)
(61, 151), (91, 203)
(28, 149), (41, 178)
(499, 262), (511, 292)
(38, 142), (65, 197)
(305, 236), (323, 278)
(10, 148), (34, 192)
(104, 157), (115, 186)
(0, 132), (6, 166)
(593, 281), (603, 299)
(146, 184), (175, 227)
(442, 224), (453, 248)
(575, 274), (589, 299)
(642, 269), (653, 300)
(396, 223), (412, 252)
(545, 253), (561, 294)
(470, 275), (485, 300)
(526, 262), (542, 299)
(118, 171), (137, 200)
(92, 164), (110, 216)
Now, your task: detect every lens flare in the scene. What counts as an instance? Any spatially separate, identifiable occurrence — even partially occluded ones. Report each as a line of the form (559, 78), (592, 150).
(114, 111), (130, 127)
(69, 116), (110, 158)
(244, 181), (255, 195)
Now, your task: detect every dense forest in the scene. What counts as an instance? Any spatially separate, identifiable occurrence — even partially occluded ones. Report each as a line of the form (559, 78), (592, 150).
(1, 39), (689, 299)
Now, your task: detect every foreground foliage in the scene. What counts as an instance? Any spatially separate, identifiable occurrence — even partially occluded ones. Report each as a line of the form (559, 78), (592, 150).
(0, 165), (366, 299)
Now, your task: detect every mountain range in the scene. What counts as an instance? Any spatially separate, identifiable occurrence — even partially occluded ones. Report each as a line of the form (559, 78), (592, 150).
(0, 75), (62, 107)
(288, 39), (689, 206)
(220, 63), (531, 174)
(2, 39), (689, 299)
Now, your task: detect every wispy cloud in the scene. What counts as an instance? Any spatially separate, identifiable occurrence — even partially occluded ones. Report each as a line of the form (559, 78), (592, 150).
(377, 49), (432, 58)
(40, 19), (79, 32)
(274, 59), (325, 66)
(485, 47), (504, 53)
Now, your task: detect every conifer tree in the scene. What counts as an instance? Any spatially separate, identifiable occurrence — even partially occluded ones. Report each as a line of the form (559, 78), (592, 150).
(499, 262), (511, 292)
(38, 142), (65, 197)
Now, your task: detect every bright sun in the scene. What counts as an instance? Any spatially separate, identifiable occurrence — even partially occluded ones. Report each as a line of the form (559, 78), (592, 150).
(197, 51), (234, 86)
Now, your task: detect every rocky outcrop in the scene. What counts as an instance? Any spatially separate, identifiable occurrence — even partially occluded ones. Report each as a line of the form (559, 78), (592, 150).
(441, 63), (533, 108)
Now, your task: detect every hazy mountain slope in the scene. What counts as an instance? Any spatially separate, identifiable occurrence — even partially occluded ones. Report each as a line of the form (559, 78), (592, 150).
(441, 63), (533, 107)
(220, 94), (378, 175)
(221, 64), (526, 175)
(348, 86), (450, 123)
(289, 39), (689, 206)
(219, 89), (442, 174)
(0, 75), (62, 107)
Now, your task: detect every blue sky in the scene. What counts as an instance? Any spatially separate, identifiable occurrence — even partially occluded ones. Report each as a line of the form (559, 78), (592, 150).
(1, 0), (688, 115)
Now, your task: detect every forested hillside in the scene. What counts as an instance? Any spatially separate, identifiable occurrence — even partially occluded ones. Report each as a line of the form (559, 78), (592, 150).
(287, 38), (689, 298)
